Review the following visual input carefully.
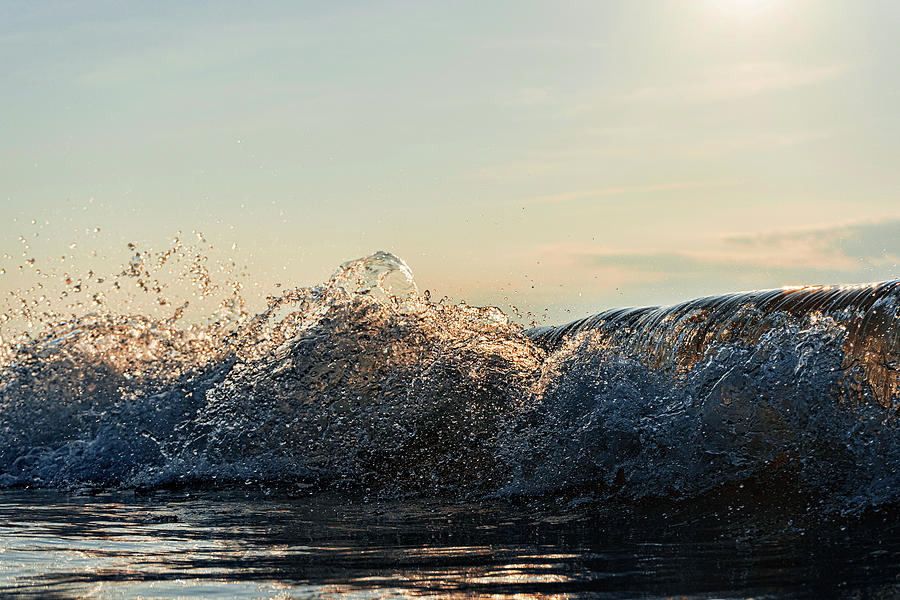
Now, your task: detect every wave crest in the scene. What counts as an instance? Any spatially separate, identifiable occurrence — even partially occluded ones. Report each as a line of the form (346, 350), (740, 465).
(1, 252), (898, 512)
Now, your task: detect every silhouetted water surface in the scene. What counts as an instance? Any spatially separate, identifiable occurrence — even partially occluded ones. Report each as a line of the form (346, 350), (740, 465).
(1, 489), (899, 599)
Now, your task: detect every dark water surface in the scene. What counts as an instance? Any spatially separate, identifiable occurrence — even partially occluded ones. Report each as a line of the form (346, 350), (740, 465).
(1, 488), (899, 599)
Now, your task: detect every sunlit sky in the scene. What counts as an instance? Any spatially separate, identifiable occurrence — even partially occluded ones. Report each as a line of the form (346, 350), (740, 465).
(2, 0), (899, 324)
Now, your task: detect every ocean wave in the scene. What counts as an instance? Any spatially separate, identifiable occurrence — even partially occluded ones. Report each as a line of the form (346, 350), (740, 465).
(1, 251), (898, 513)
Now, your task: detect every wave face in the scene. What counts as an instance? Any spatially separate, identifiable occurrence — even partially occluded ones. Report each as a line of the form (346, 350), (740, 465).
(1, 252), (898, 512)
(517, 282), (900, 511)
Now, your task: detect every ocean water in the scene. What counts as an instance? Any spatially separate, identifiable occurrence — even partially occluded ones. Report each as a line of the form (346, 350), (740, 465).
(1, 251), (899, 598)
(2, 488), (900, 599)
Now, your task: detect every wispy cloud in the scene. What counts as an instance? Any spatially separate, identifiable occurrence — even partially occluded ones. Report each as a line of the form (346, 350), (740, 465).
(525, 180), (735, 205)
(679, 131), (832, 157)
(622, 62), (848, 103)
(603, 218), (899, 273)
(465, 129), (830, 182)
(724, 218), (900, 268)
(527, 218), (900, 291)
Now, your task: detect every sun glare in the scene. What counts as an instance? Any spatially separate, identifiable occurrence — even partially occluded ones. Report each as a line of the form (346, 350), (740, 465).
(712, 0), (781, 18)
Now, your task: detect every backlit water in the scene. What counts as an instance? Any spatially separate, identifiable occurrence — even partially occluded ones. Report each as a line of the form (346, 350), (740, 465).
(2, 489), (899, 599)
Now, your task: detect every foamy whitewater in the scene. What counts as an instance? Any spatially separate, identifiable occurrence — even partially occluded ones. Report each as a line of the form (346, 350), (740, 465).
(1, 251), (898, 514)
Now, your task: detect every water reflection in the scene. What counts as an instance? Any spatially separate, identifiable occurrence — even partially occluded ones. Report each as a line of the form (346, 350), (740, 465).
(1, 489), (899, 599)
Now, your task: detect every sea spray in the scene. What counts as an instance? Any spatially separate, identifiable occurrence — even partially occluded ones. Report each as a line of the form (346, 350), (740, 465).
(1, 249), (898, 513)
(0, 251), (544, 493)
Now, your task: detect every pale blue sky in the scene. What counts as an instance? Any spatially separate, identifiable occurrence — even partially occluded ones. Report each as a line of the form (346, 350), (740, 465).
(2, 1), (899, 323)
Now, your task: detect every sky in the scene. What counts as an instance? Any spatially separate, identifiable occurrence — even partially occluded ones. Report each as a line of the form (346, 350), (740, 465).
(2, 0), (899, 325)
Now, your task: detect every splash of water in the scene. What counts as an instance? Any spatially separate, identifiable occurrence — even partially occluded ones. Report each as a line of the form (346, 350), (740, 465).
(0, 251), (544, 494)
(330, 250), (419, 300)
(1, 248), (899, 513)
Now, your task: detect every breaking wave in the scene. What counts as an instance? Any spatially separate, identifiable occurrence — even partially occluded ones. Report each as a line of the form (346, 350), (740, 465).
(1, 250), (898, 513)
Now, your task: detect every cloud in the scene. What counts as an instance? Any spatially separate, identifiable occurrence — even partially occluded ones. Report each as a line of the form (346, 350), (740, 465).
(724, 219), (900, 268)
(464, 129), (830, 182)
(531, 218), (900, 291)
(678, 131), (832, 157)
(622, 62), (848, 103)
(525, 180), (735, 205)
